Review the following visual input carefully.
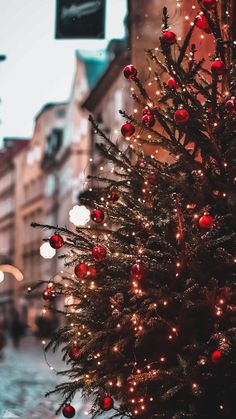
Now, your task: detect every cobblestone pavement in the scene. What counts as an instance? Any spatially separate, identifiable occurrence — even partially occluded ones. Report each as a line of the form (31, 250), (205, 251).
(0, 336), (91, 419)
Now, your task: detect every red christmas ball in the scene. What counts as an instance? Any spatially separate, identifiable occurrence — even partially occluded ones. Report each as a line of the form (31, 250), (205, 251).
(121, 123), (135, 139)
(69, 347), (81, 361)
(139, 161), (146, 169)
(142, 113), (155, 128)
(123, 64), (137, 80)
(42, 287), (55, 301)
(92, 244), (107, 262)
(211, 59), (225, 76)
(49, 234), (64, 249)
(211, 350), (222, 364)
(131, 262), (146, 281)
(174, 108), (190, 125)
(86, 265), (97, 279)
(91, 209), (105, 224)
(167, 77), (178, 89)
(161, 31), (176, 45)
(202, 0), (217, 9)
(107, 190), (120, 202)
(100, 396), (114, 411)
(196, 14), (211, 33)
(225, 97), (236, 115)
(205, 102), (213, 114)
(62, 404), (76, 418)
(74, 262), (88, 279)
(198, 214), (214, 229)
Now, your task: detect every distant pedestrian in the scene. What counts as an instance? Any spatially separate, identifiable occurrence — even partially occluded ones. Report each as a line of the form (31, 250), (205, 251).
(10, 310), (25, 348)
(0, 324), (6, 359)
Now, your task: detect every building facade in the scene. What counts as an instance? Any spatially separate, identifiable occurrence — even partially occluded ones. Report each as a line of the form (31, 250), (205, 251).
(0, 139), (28, 321)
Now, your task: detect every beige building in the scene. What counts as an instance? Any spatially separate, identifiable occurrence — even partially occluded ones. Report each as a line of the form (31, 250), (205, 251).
(0, 138), (28, 320)
(13, 54), (93, 329)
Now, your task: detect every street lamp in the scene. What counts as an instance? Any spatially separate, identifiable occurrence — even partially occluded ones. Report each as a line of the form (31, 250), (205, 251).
(0, 264), (23, 282)
(0, 270), (4, 283)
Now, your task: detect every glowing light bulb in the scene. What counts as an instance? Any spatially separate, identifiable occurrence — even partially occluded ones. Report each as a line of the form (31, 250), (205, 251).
(69, 204), (90, 226)
(40, 242), (56, 259)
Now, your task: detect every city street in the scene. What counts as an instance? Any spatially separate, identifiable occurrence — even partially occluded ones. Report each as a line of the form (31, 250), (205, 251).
(0, 336), (90, 419)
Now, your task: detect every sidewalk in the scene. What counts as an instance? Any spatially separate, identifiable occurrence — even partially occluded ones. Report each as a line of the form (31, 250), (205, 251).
(0, 336), (90, 419)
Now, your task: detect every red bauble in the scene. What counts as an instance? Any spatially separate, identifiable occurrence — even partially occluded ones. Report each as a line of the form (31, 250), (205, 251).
(225, 98), (236, 115)
(131, 262), (146, 281)
(74, 262), (88, 279)
(62, 404), (76, 418)
(139, 161), (146, 169)
(167, 77), (178, 89)
(107, 190), (120, 202)
(42, 287), (55, 301)
(202, 0), (217, 9)
(196, 15), (211, 33)
(92, 244), (107, 262)
(211, 59), (225, 76)
(91, 209), (105, 224)
(121, 123), (135, 138)
(161, 31), (176, 45)
(174, 108), (190, 125)
(211, 350), (222, 364)
(142, 106), (153, 115)
(49, 234), (64, 249)
(123, 64), (137, 80)
(69, 347), (81, 361)
(206, 102), (213, 114)
(100, 396), (114, 411)
(198, 214), (214, 229)
(86, 265), (97, 279)
(142, 113), (155, 128)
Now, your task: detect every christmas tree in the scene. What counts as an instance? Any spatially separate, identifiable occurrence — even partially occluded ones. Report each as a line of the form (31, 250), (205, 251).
(32, 1), (236, 418)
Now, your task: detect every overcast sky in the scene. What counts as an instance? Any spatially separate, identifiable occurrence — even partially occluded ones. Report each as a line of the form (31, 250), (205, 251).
(0, 0), (126, 144)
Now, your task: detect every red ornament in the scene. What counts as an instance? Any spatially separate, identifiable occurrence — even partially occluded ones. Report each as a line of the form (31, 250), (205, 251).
(121, 123), (135, 139)
(62, 404), (76, 418)
(202, 0), (217, 10)
(142, 107), (153, 115)
(74, 262), (88, 279)
(139, 161), (146, 169)
(167, 77), (179, 89)
(142, 113), (155, 128)
(225, 97), (236, 115)
(42, 287), (55, 301)
(161, 31), (176, 45)
(69, 347), (81, 361)
(196, 14), (211, 33)
(92, 244), (107, 262)
(211, 350), (222, 364)
(198, 214), (214, 229)
(91, 209), (105, 224)
(100, 396), (114, 411)
(86, 265), (97, 279)
(107, 190), (120, 202)
(206, 102), (213, 114)
(174, 108), (190, 125)
(49, 234), (64, 249)
(123, 64), (137, 80)
(211, 59), (225, 76)
(131, 262), (146, 281)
